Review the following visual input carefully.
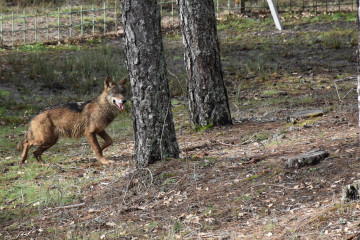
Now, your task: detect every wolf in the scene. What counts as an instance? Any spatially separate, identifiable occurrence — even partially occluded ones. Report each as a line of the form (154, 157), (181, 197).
(17, 76), (127, 166)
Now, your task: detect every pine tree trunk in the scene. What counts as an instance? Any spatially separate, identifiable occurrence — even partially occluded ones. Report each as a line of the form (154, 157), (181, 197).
(121, 0), (179, 167)
(358, 0), (360, 138)
(178, 0), (232, 128)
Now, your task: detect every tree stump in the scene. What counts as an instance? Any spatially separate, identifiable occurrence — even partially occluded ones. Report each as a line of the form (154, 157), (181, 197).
(342, 180), (360, 203)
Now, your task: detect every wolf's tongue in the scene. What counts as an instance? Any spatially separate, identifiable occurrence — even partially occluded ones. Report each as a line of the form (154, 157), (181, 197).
(117, 103), (124, 110)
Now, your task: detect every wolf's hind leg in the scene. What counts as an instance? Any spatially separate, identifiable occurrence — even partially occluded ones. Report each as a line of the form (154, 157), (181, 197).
(98, 130), (113, 151)
(20, 143), (32, 167)
(33, 139), (58, 165)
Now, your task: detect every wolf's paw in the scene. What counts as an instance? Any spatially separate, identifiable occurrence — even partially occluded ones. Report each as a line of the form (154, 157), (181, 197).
(99, 158), (114, 165)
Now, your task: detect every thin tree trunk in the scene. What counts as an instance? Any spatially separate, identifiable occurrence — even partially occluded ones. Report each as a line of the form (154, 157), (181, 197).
(178, 0), (232, 128)
(121, 0), (179, 167)
(358, 0), (360, 140)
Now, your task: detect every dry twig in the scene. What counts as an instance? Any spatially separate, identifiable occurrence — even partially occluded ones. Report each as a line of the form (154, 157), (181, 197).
(43, 202), (85, 211)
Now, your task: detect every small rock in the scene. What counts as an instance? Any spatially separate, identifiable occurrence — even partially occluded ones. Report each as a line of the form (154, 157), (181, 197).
(105, 222), (117, 227)
(337, 218), (347, 225)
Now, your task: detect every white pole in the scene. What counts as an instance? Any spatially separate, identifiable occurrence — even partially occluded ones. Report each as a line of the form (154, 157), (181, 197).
(266, 0), (282, 31)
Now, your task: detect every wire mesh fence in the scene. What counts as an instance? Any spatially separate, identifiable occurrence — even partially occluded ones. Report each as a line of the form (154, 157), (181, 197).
(232, 0), (356, 12)
(0, 0), (356, 47)
(0, 2), (120, 46)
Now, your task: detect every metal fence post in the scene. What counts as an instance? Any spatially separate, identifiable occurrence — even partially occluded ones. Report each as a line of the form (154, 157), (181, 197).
(57, 7), (60, 41)
(103, 2), (106, 35)
(23, 10), (26, 44)
(80, 5), (84, 37)
(11, 11), (14, 45)
(289, 0), (292, 11)
(0, 12), (2, 45)
(46, 11), (49, 41)
(240, 0), (245, 12)
(69, 5), (72, 38)
(171, 0), (174, 28)
(160, 1), (163, 16)
(325, 0), (328, 13)
(312, 0), (314, 12)
(35, 10), (38, 43)
(303, 0), (305, 11)
(115, 1), (118, 34)
(92, 4), (95, 37)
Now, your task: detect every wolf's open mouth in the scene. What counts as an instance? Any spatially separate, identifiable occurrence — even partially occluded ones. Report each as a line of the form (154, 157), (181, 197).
(113, 100), (125, 110)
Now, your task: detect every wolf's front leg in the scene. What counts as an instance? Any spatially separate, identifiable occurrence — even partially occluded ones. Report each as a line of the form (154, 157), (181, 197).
(85, 132), (114, 165)
(97, 130), (113, 151)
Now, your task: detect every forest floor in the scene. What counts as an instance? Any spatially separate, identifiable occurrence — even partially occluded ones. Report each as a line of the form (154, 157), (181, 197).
(1, 11), (360, 239)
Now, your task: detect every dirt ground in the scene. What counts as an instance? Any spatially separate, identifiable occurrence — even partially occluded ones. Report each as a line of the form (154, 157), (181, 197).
(1, 13), (360, 240)
(3, 109), (360, 239)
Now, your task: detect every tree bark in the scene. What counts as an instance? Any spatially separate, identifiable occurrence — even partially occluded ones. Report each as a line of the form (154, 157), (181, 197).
(121, 0), (179, 167)
(178, 0), (232, 128)
(358, 0), (360, 140)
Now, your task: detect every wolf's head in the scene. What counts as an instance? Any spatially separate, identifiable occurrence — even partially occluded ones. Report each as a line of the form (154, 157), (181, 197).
(104, 76), (128, 111)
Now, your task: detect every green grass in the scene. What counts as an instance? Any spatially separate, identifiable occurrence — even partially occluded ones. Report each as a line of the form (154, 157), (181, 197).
(243, 52), (279, 80)
(194, 123), (214, 132)
(262, 89), (280, 97)
(253, 132), (270, 142)
(5, 43), (127, 94)
(217, 15), (272, 33)
(247, 174), (260, 182)
(0, 125), (27, 153)
(0, 43), (129, 129)
(0, 89), (11, 98)
(0, 159), (77, 210)
(295, 96), (316, 104)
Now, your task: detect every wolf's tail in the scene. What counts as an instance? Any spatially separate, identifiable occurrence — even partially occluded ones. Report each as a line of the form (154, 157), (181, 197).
(17, 138), (24, 150)
(17, 131), (29, 150)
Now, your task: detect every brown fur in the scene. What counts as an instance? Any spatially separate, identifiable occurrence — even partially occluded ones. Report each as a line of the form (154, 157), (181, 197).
(18, 76), (127, 166)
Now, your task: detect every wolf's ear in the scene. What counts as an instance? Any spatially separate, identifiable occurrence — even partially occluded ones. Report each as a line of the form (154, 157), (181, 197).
(104, 76), (115, 89)
(119, 78), (128, 86)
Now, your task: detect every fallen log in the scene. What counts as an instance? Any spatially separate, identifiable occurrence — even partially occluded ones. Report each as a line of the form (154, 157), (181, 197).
(285, 149), (329, 169)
